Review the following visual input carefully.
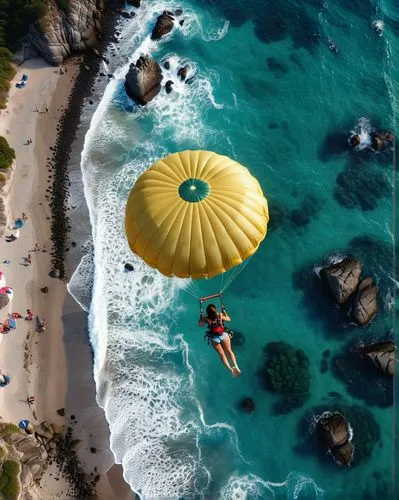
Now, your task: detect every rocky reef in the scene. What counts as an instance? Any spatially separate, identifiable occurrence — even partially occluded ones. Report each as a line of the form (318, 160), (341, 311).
(332, 339), (394, 407)
(359, 340), (396, 376)
(321, 257), (377, 327)
(125, 55), (163, 105)
(259, 341), (310, 414)
(316, 411), (354, 467)
(296, 400), (380, 468)
(151, 11), (175, 40)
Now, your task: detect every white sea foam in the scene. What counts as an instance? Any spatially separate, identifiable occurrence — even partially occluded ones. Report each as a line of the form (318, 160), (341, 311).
(220, 472), (324, 499)
(74, 0), (317, 497)
(348, 117), (373, 151)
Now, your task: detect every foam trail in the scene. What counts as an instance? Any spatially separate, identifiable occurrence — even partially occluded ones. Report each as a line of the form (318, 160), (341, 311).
(220, 472), (324, 499)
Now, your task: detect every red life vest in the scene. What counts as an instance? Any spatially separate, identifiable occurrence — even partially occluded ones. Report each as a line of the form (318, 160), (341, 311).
(206, 316), (225, 336)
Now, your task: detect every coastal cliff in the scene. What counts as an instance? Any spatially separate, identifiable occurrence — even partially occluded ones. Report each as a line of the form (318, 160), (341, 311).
(19, 0), (107, 65)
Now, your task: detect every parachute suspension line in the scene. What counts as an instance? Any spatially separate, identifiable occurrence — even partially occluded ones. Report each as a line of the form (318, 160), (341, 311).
(220, 256), (252, 293)
(184, 279), (201, 299)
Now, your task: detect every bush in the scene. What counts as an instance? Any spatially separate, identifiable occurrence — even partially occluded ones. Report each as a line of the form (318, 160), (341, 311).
(0, 136), (15, 169)
(0, 459), (21, 500)
(0, 424), (20, 439)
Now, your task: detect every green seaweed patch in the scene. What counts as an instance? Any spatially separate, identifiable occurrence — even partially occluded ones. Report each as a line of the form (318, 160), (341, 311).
(0, 459), (21, 500)
(259, 341), (311, 414)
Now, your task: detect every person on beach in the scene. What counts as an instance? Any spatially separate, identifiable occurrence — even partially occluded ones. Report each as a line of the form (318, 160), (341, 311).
(22, 213), (28, 221)
(5, 230), (19, 242)
(24, 254), (32, 265)
(198, 304), (241, 377)
(34, 243), (40, 252)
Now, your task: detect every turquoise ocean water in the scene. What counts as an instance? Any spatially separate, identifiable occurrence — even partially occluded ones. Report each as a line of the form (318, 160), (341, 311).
(70, 0), (398, 498)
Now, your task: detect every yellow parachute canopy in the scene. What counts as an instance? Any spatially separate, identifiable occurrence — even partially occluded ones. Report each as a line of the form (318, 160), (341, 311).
(125, 150), (269, 279)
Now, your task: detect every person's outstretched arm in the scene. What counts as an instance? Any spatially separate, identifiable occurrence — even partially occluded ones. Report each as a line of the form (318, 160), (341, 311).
(198, 313), (206, 327)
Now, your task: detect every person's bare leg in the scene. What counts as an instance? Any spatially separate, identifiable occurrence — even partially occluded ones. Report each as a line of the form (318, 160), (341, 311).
(213, 343), (234, 375)
(221, 336), (241, 377)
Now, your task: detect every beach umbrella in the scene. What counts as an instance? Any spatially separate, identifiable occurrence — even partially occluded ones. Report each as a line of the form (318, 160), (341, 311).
(7, 318), (16, 330)
(14, 218), (24, 229)
(125, 150), (268, 289)
(18, 420), (29, 430)
(0, 287), (12, 295)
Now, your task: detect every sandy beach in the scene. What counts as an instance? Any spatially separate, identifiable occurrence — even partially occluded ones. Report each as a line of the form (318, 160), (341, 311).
(0, 58), (133, 498)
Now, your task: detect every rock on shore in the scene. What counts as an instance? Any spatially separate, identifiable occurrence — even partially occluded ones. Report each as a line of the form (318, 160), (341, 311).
(24, 0), (106, 65)
(125, 55), (163, 105)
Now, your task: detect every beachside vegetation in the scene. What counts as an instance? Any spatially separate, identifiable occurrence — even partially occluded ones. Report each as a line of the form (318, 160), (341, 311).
(0, 459), (21, 500)
(0, 136), (15, 169)
(0, 424), (19, 439)
(0, 0), (48, 107)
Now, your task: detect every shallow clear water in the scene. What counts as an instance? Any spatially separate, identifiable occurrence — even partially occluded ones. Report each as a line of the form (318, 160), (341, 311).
(71, 0), (397, 498)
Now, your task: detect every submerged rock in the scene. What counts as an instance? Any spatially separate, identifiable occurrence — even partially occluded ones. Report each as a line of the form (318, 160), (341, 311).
(359, 341), (396, 376)
(125, 55), (163, 105)
(238, 397), (255, 414)
(165, 80), (174, 94)
(321, 258), (361, 305)
(124, 263), (134, 272)
(371, 131), (394, 151)
(126, 0), (142, 6)
(351, 277), (377, 326)
(151, 11), (175, 40)
(316, 412), (354, 467)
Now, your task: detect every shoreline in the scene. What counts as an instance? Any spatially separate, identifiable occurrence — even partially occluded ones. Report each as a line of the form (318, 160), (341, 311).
(0, 11), (133, 498)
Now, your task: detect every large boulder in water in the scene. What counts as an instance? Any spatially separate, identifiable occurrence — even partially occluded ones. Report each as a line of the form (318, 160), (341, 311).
(370, 131), (394, 151)
(321, 258), (361, 305)
(351, 277), (377, 326)
(151, 11), (175, 40)
(316, 412), (354, 467)
(359, 341), (396, 376)
(126, 0), (142, 6)
(125, 55), (163, 105)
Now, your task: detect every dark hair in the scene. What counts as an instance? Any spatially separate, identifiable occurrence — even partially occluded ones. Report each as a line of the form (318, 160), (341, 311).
(206, 304), (217, 319)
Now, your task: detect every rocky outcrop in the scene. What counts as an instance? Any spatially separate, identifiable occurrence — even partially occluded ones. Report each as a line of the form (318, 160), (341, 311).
(26, 0), (106, 65)
(360, 341), (396, 376)
(351, 277), (377, 326)
(126, 0), (142, 6)
(370, 131), (394, 151)
(316, 412), (354, 467)
(125, 55), (163, 105)
(177, 64), (188, 81)
(322, 258), (362, 304)
(151, 11), (175, 40)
